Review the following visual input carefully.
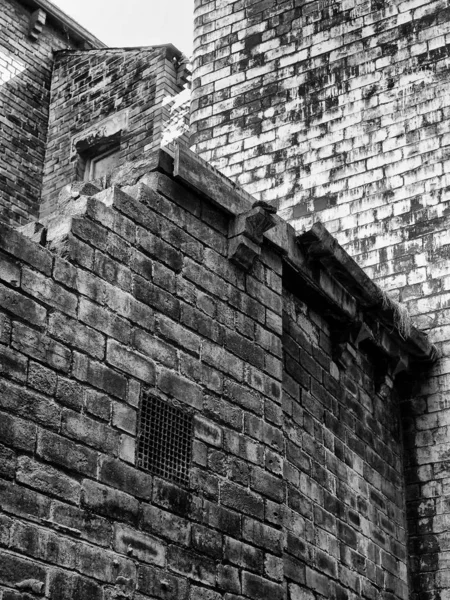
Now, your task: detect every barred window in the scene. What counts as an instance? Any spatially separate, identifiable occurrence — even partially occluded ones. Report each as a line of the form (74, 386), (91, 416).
(137, 392), (193, 486)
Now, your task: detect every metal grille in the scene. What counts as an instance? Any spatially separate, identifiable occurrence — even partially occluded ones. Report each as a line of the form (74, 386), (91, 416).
(137, 392), (193, 486)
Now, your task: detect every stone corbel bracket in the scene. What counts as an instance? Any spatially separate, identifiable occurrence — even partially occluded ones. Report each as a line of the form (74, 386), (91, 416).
(173, 54), (191, 88)
(332, 322), (375, 368)
(332, 312), (412, 387)
(176, 62), (191, 89)
(228, 201), (277, 271)
(29, 9), (46, 41)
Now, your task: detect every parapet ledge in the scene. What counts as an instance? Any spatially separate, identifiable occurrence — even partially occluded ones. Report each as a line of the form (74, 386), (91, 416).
(18, 144), (437, 374)
(170, 144), (437, 371)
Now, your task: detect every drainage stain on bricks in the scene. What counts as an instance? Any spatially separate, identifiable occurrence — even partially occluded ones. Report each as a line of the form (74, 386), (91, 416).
(137, 392), (193, 486)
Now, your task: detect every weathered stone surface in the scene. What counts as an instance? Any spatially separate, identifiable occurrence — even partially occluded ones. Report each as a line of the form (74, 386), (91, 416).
(114, 524), (166, 565)
(137, 564), (189, 599)
(0, 35), (440, 599)
(16, 457), (81, 504)
(81, 479), (139, 524)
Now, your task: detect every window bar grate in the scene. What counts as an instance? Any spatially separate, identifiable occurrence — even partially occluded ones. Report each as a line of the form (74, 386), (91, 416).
(137, 392), (193, 486)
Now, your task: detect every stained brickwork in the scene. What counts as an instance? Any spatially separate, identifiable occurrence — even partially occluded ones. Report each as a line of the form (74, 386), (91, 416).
(0, 0), (85, 226)
(191, 2), (450, 597)
(0, 147), (425, 600)
(41, 47), (160, 217)
(191, 0), (450, 305)
(40, 45), (190, 219)
(0, 0), (190, 227)
(1, 0), (448, 597)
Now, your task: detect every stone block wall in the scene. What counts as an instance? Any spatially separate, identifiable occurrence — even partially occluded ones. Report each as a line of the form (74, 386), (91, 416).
(0, 0), (87, 226)
(191, 2), (450, 597)
(282, 291), (410, 600)
(0, 146), (432, 600)
(40, 45), (188, 219)
(190, 0), (450, 301)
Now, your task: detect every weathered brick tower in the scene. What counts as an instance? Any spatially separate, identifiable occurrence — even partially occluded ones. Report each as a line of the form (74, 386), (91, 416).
(191, 1), (450, 598)
(0, 1), (447, 600)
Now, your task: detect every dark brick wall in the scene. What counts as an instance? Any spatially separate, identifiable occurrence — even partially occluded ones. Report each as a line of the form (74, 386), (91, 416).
(0, 0), (80, 226)
(0, 0), (189, 227)
(283, 292), (409, 599)
(40, 46), (181, 218)
(0, 153), (413, 599)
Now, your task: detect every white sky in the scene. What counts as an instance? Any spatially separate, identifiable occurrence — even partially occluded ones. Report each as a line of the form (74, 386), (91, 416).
(50, 0), (195, 57)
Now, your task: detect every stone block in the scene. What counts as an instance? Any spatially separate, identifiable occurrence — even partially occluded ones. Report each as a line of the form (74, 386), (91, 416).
(114, 523), (165, 565)
(48, 570), (103, 600)
(100, 457), (153, 501)
(152, 478), (191, 518)
(0, 444), (16, 479)
(17, 456), (80, 503)
(93, 249), (132, 291)
(0, 551), (47, 588)
(28, 362), (57, 395)
(243, 518), (282, 555)
(167, 546), (216, 585)
(0, 283), (47, 327)
(250, 466), (285, 503)
(242, 571), (284, 600)
(191, 524), (222, 558)
(49, 312), (105, 360)
(73, 352), (127, 399)
(157, 368), (202, 409)
(81, 479), (139, 524)
(221, 480), (264, 520)
(134, 276), (181, 320)
(194, 414), (223, 447)
(37, 429), (98, 477)
(137, 564), (189, 599)
(0, 251), (21, 286)
(141, 504), (191, 546)
(0, 345), (28, 383)
(0, 224), (52, 275)
(62, 409), (119, 454)
(224, 537), (263, 573)
(107, 339), (155, 383)
(79, 297), (131, 344)
(0, 380), (60, 430)
(51, 500), (112, 547)
(132, 329), (178, 368)
(21, 267), (78, 316)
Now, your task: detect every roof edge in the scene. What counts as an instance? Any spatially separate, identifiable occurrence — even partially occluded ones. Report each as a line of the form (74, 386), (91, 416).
(18, 0), (107, 48)
(54, 43), (186, 61)
(169, 143), (438, 369)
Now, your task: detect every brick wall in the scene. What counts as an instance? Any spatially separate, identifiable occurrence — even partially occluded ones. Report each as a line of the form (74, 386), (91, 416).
(0, 0), (82, 226)
(40, 45), (189, 219)
(0, 0), (190, 227)
(0, 146), (432, 600)
(190, 0), (450, 313)
(191, 2), (450, 596)
(283, 291), (411, 600)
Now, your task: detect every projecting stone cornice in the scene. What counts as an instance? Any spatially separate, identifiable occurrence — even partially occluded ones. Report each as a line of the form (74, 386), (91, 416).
(17, 0), (106, 48)
(18, 142), (438, 375)
(170, 144), (438, 372)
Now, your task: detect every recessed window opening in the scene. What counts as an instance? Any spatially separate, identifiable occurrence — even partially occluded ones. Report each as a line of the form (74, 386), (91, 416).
(137, 392), (193, 487)
(71, 110), (128, 183)
(84, 145), (120, 181)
